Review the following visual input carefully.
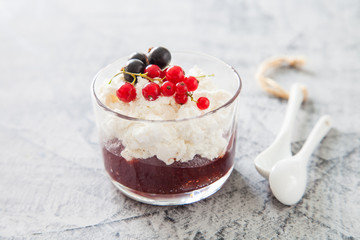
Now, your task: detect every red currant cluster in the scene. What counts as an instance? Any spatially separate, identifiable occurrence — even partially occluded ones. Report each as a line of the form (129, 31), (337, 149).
(112, 47), (210, 110)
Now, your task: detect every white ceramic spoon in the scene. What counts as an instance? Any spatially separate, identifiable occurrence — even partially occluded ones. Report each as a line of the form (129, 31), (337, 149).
(254, 83), (304, 179)
(269, 115), (333, 205)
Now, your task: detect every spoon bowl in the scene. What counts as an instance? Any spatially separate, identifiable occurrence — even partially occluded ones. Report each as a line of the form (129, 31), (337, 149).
(254, 138), (292, 179)
(269, 157), (307, 205)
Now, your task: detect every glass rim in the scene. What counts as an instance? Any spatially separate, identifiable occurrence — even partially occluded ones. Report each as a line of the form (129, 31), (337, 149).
(91, 51), (242, 123)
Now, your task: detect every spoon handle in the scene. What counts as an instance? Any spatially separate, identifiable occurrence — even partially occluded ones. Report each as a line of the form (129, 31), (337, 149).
(298, 115), (333, 163)
(277, 83), (304, 140)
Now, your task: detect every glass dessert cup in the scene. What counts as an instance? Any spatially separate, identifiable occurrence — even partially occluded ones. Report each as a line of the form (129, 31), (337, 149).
(92, 52), (242, 205)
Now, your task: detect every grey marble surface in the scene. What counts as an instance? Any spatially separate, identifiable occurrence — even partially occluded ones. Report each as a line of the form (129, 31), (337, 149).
(1, 0), (359, 239)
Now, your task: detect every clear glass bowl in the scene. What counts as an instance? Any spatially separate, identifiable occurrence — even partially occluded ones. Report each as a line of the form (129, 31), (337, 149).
(91, 52), (242, 205)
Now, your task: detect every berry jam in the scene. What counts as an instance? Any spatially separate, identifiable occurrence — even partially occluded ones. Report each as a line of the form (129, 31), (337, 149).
(102, 135), (235, 194)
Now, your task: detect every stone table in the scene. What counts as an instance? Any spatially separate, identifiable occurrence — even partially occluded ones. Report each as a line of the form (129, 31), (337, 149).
(0, 0), (359, 239)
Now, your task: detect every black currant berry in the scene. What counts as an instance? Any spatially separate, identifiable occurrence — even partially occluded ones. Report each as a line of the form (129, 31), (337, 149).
(124, 59), (145, 83)
(128, 52), (149, 65)
(148, 46), (171, 69)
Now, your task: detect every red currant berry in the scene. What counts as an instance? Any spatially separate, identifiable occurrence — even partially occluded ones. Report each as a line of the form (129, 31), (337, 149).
(174, 93), (188, 105)
(160, 67), (168, 80)
(116, 83), (137, 102)
(144, 64), (161, 78)
(175, 82), (188, 95)
(184, 76), (199, 91)
(166, 65), (185, 83)
(196, 97), (210, 110)
(161, 81), (175, 96)
(142, 82), (161, 101)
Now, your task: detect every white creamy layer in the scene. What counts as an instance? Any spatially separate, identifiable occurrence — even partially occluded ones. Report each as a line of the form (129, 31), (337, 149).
(97, 66), (234, 165)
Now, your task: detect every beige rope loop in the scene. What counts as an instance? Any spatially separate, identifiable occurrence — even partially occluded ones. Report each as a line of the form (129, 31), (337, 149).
(255, 56), (308, 101)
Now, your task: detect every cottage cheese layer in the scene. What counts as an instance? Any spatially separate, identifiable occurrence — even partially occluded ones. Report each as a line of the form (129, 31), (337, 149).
(97, 66), (234, 165)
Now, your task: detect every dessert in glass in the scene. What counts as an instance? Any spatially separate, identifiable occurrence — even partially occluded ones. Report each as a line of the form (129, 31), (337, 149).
(91, 47), (241, 205)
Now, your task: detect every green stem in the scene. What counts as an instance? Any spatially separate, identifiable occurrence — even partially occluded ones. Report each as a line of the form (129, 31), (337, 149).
(109, 69), (213, 85)
(109, 69), (163, 84)
(195, 74), (215, 78)
(108, 72), (123, 84)
(187, 92), (198, 103)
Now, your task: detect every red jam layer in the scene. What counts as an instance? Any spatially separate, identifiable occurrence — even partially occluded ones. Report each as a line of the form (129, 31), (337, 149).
(102, 135), (235, 194)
